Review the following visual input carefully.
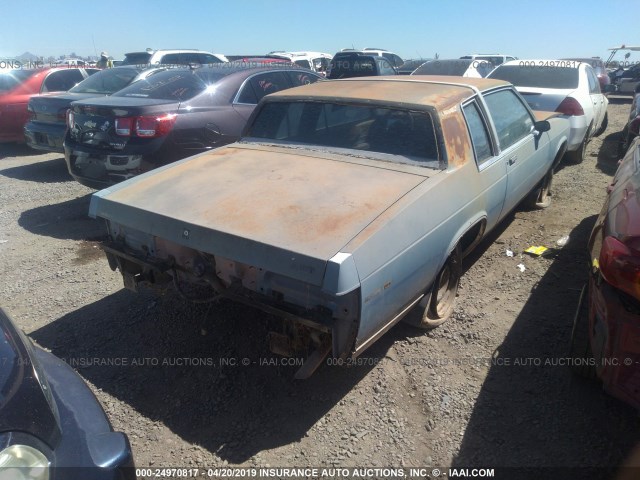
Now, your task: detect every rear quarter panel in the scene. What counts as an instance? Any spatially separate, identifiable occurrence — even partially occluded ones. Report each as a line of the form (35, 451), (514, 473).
(344, 106), (492, 350)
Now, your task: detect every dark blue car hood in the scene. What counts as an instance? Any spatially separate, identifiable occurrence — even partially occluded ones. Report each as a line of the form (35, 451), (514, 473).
(0, 308), (61, 449)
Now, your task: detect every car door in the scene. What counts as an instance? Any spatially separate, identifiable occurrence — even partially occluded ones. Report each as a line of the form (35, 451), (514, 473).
(461, 99), (507, 231)
(586, 65), (605, 132)
(482, 88), (550, 217)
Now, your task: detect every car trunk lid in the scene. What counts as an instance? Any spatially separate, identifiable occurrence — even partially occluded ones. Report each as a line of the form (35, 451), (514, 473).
(90, 144), (429, 286)
(515, 87), (577, 112)
(29, 92), (101, 125)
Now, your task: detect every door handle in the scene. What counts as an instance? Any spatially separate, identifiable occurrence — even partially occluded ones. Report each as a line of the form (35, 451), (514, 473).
(508, 156), (517, 166)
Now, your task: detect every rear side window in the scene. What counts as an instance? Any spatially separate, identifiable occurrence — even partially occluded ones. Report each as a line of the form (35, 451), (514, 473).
(462, 101), (493, 164)
(236, 71), (291, 104)
(287, 71), (320, 87)
(483, 89), (533, 150)
(489, 65), (579, 89)
(159, 53), (186, 65)
(248, 102), (439, 166)
(586, 67), (600, 94)
(41, 69), (85, 93)
(196, 54), (223, 64)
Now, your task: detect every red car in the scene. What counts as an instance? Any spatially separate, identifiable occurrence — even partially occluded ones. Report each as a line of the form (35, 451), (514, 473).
(0, 67), (98, 143)
(571, 136), (640, 409)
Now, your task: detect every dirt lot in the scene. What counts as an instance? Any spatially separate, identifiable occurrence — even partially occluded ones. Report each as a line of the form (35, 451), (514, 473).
(0, 99), (638, 479)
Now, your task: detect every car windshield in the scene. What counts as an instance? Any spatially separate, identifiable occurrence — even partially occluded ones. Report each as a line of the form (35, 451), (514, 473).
(69, 67), (140, 94)
(0, 69), (38, 93)
(490, 65), (579, 89)
(413, 60), (472, 76)
(246, 101), (440, 167)
(112, 70), (215, 101)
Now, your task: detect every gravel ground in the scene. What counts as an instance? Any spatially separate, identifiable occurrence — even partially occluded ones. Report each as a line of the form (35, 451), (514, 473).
(0, 99), (638, 479)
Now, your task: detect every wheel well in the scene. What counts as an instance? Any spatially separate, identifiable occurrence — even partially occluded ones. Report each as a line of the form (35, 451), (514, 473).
(553, 140), (568, 169)
(459, 220), (486, 258)
(586, 120), (594, 138)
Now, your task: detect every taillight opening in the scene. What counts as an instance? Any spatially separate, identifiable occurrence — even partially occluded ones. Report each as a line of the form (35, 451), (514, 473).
(555, 97), (585, 116)
(116, 114), (176, 138)
(66, 109), (74, 128)
(115, 117), (133, 136)
(599, 236), (640, 302)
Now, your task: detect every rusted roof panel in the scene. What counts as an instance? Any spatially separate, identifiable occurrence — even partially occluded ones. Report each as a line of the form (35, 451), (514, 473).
(269, 76), (510, 111)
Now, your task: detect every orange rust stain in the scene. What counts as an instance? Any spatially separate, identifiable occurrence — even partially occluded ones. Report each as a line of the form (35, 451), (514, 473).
(440, 111), (471, 168)
(107, 146), (425, 258)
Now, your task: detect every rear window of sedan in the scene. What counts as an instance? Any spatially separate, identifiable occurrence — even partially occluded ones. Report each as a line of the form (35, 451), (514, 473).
(69, 67), (140, 94)
(489, 65), (579, 89)
(247, 101), (439, 166)
(111, 70), (226, 101)
(413, 60), (473, 76)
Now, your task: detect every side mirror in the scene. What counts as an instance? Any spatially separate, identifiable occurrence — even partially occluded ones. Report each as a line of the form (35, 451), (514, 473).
(534, 120), (551, 134)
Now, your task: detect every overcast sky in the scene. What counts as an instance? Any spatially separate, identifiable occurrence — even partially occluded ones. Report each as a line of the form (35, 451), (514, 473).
(1, 0), (638, 63)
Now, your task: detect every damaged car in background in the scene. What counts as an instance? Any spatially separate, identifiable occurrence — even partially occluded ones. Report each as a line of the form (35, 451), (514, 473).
(25, 65), (168, 153)
(88, 76), (569, 378)
(64, 64), (322, 189)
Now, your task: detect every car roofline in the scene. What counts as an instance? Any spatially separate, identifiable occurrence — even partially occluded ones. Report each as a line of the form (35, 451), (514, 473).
(336, 77), (491, 95)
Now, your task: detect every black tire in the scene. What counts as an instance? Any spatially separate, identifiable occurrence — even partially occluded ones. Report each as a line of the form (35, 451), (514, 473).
(525, 168), (553, 209)
(619, 128), (633, 158)
(569, 284), (597, 379)
(593, 113), (608, 137)
(566, 137), (588, 164)
(404, 248), (461, 329)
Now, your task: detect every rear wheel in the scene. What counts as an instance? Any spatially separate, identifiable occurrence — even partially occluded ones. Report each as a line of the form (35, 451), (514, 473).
(594, 113), (608, 137)
(525, 168), (553, 209)
(567, 138), (588, 164)
(566, 126), (592, 164)
(404, 248), (461, 329)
